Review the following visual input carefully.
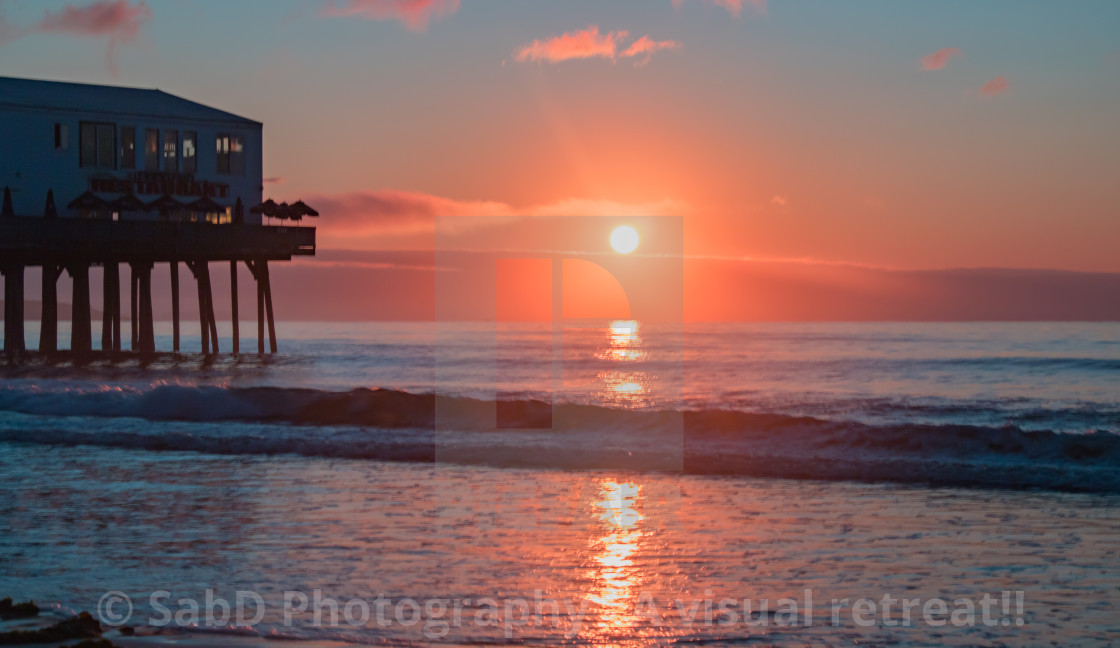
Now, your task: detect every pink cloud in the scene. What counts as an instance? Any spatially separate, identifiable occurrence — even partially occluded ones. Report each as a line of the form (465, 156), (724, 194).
(671, 0), (767, 17)
(514, 25), (681, 66)
(264, 177), (286, 185)
(621, 35), (682, 66)
(921, 47), (961, 70)
(321, 0), (459, 31)
(981, 75), (1010, 96)
(300, 189), (685, 238)
(36, 0), (150, 39)
(0, 1), (152, 74)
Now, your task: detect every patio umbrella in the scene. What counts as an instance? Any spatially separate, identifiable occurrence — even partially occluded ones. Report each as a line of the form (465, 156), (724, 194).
(44, 189), (58, 218)
(275, 202), (293, 225)
(67, 191), (110, 215)
(250, 198), (280, 224)
(146, 194), (184, 217)
(233, 197), (245, 224)
(289, 200), (319, 217)
(187, 196), (227, 214)
(1, 187), (13, 218)
(109, 193), (147, 213)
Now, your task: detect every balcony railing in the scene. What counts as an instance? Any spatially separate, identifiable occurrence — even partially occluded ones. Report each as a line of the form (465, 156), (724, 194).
(0, 217), (315, 263)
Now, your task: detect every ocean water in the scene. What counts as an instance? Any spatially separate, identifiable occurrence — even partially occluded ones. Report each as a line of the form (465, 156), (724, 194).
(1, 321), (1119, 646)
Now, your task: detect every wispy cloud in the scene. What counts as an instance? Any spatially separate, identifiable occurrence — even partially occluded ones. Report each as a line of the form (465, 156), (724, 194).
(981, 75), (1009, 96)
(263, 177), (286, 185)
(921, 47), (961, 70)
(770, 195), (787, 208)
(621, 35), (682, 66)
(304, 189), (686, 237)
(671, 0), (766, 17)
(513, 25), (680, 66)
(0, 0), (152, 74)
(321, 0), (459, 31)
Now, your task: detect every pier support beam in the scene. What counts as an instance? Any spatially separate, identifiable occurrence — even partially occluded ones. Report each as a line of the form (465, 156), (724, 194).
(188, 261), (218, 354)
(170, 262), (180, 352)
(246, 259), (276, 354)
(131, 262), (155, 353)
(101, 262), (121, 352)
(69, 263), (92, 354)
(130, 267), (139, 350)
(40, 264), (61, 353)
(230, 260), (239, 354)
(3, 264), (25, 356)
(111, 264), (121, 352)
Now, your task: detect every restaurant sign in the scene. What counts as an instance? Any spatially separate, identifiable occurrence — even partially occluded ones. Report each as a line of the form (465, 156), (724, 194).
(89, 172), (230, 198)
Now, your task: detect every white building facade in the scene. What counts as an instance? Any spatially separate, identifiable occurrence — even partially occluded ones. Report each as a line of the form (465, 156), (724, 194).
(0, 76), (264, 225)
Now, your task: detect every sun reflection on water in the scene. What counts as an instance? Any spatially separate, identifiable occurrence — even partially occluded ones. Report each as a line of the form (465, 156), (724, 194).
(587, 480), (647, 641)
(596, 321), (653, 408)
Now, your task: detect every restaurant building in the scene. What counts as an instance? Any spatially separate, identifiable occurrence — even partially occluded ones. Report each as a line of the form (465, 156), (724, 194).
(0, 75), (263, 223)
(0, 76), (315, 357)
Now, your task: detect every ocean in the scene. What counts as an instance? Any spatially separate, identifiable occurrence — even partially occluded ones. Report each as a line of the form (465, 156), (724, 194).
(1, 321), (1118, 646)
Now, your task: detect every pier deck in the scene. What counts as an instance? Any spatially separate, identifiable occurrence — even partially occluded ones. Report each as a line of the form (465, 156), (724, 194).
(1, 217), (315, 356)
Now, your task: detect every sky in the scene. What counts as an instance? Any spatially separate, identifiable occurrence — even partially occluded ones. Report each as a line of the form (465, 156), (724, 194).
(2, 0), (1120, 320)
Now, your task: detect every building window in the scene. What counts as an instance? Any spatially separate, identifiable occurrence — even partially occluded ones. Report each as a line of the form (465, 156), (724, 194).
(121, 127), (135, 168)
(145, 129), (159, 171)
(54, 124), (69, 150)
(163, 129), (179, 172)
(79, 122), (116, 169)
(182, 131), (197, 174)
(216, 134), (244, 175)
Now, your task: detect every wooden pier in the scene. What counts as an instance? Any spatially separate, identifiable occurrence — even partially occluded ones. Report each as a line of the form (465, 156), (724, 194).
(0, 217), (315, 356)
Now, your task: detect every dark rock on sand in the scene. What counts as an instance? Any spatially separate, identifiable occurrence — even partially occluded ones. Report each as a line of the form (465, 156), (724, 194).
(0, 611), (101, 644)
(0, 598), (39, 620)
(63, 639), (115, 648)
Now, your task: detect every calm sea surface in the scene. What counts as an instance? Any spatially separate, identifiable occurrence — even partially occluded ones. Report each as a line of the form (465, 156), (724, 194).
(1, 321), (1118, 646)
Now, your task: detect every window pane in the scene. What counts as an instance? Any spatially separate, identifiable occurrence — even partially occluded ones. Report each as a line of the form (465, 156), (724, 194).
(97, 124), (115, 169)
(216, 135), (230, 174)
(55, 124), (69, 150)
(121, 127), (135, 168)
(163, 129), (178, 172)
(230, 135), (245, 175)
(182, 131), (196, 173)
(145, 129), (159, 171)
(80, 123), (97, 168)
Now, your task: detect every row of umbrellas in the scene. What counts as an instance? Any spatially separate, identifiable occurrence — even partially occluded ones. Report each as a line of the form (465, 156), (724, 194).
(67, 190), (232, 217)
(0, 187), (319, 225)
(249, 198), (320, 225)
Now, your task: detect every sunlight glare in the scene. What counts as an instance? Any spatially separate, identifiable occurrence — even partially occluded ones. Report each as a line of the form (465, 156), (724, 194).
(610, 225), (640, 254)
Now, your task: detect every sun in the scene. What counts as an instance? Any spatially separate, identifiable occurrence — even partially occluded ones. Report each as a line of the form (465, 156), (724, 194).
(610, 225), (640, 254)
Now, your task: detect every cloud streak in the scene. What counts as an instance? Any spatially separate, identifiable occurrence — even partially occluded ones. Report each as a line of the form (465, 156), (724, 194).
(513, 25), (680, 66)
(302, 189), (686, 238)
(0, 0), (152, 74)
(671, 0), (766, 17)
(321, 0), (459, 31)
(981, 75), (1009, 96)
(921, 47), (961, 70)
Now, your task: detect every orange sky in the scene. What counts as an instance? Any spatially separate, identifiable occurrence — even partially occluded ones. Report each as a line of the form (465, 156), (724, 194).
(3, 0), (1120, 319)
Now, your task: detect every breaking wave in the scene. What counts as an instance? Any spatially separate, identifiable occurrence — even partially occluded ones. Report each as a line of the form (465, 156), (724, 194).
(0, 384), (1118, 492)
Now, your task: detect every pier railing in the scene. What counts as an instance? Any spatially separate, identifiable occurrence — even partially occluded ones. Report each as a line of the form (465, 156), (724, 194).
(0, 217), (315, 264)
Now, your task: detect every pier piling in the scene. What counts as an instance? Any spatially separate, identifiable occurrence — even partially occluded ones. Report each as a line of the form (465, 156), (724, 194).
(69, 263), (92, 354)
(3, 263), (25, 355)
(230, 260), (239, 354)
(130, 268), (139, 350)
(170, 262), (180, 352)
(132, 262), (155, 353)
(40, 264), (60, 353)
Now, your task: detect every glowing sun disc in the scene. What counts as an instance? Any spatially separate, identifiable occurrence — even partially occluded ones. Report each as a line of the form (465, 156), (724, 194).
(610, 225), (640, 254)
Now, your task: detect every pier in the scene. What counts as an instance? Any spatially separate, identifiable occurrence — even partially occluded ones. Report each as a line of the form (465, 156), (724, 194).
(1, 216), (314, 356)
